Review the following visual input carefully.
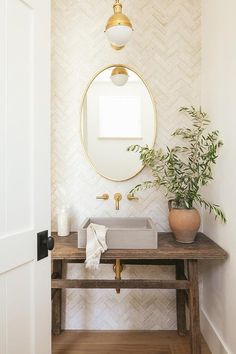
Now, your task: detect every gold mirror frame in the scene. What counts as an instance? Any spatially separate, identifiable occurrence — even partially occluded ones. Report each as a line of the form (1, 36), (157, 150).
(80, 64), (157, 182)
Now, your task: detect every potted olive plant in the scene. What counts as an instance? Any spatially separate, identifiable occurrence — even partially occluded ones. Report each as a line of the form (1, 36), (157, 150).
(128, 106), (226, 243)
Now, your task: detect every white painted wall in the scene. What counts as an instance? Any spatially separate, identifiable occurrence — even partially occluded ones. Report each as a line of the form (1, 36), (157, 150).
(201, 1), (236, 353)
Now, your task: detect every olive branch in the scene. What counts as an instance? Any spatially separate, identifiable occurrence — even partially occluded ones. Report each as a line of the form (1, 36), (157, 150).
(127, 106), (226, 223)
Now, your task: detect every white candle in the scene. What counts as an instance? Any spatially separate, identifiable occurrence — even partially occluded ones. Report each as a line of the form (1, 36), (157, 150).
(57, 207), (70, 236)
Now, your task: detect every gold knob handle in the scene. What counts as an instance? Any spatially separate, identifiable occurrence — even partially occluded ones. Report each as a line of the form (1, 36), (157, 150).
(127, 193), (139, 201)
(96, 193), (109, 200)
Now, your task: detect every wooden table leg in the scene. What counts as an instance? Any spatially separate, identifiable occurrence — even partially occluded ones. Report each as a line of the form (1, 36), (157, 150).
(188, 259), (201, 354)
(52, 260), (62, 335)
(176, 260), (187, 336)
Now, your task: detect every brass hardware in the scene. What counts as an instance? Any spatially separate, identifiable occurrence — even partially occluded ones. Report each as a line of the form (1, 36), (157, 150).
(111, 67), (128, 76)
(105, 0), (133, 31)
(113, 259), (123, 294)
(111, 44), (124, 51)
(96, 193), (109, 200)
(114, 193), (122, 210)
(127, 193), (139, 201)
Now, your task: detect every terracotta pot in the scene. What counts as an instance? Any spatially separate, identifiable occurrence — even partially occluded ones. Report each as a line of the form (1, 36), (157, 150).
(168, 207), (201, 243)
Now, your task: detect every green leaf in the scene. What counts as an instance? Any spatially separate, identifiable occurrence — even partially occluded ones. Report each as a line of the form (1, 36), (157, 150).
(127, 106), (226, 224)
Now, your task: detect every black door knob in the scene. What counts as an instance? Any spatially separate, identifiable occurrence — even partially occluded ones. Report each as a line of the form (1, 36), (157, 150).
(37, 231), (54, 261)
(47, 236), (54, 251)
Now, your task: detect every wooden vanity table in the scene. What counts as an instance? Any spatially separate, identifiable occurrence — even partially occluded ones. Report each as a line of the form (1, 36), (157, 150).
(51, 232), (227, 354)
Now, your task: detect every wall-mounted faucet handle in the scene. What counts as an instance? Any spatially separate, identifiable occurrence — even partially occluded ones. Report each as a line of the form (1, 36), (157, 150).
(114, 193), (122, 210)
(127, 193), (139, 201)
(96, 193), (109, 200)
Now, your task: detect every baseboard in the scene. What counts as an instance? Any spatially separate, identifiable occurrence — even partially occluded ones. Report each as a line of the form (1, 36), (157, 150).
(201, 308), (231, 354)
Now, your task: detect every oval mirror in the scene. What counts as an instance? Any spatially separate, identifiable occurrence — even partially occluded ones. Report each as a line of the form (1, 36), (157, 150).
(81, 65), (157, 181)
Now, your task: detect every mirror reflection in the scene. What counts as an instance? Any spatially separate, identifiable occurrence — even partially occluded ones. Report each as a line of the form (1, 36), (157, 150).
(81, 65), (156, 181)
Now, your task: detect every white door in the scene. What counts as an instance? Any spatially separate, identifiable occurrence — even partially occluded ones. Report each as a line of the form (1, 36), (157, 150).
(0, 0), (51, 353)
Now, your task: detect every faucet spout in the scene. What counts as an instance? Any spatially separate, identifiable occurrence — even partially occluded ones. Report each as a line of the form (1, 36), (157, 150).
(114, 193), (122, 210)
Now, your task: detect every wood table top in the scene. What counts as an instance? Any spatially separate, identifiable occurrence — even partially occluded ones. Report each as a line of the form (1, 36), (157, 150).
(51, 232), (227, 261)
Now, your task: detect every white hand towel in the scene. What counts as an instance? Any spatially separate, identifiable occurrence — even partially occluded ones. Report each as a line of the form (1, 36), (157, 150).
(85, 223), (108, 270)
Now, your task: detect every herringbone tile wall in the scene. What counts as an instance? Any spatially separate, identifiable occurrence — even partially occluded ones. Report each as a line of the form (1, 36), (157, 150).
(51, 0), (201, 329)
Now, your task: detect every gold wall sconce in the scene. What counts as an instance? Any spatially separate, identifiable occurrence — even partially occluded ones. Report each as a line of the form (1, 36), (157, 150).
(105, 0), (133, 50)
(111, 66), (129, 86)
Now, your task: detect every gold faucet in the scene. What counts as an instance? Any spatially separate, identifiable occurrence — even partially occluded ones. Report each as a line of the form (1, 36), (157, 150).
(114, 193), (122, 210)
(127, 193), (139, 201)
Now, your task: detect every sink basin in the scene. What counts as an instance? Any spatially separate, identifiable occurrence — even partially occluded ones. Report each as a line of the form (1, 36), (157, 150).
(78, 217), (158, 249)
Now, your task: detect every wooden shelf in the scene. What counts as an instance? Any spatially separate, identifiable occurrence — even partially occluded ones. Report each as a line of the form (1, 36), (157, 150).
(51, 232), (227, 261)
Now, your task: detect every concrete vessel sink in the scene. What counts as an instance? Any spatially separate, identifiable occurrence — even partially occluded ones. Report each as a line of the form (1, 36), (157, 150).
(78, 217), (158, 249)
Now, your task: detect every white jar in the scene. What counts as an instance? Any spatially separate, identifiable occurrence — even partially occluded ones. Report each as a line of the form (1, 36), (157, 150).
(57, 207), (70, 236)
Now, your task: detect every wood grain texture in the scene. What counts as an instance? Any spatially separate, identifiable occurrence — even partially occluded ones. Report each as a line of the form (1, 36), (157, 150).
(175, 260), (187, 336)
(62, 259), (177, 265)
(188, 260), (201, 354)
(51, 279), (190, 289)
(51, 232), (227, 260)
(52, 260), (62, 335)
(52, 330), (211, 354)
